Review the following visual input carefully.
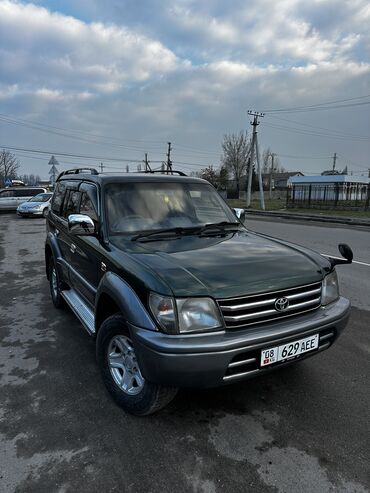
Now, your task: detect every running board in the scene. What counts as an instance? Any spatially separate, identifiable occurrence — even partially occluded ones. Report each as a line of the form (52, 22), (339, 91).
(61, 289), (95, 335)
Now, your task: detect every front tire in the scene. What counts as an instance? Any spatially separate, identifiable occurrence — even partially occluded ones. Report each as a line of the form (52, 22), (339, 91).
(96, 314), (177, 416)
(48, 257), (65, 309)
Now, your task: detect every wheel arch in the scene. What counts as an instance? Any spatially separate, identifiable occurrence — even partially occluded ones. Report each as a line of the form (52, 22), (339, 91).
(45, 232), (62, 280)
(45, 244), (53, 279)
(95, 272), (157, 334)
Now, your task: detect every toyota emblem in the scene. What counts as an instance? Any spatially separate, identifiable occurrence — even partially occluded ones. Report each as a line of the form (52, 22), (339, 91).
(275, 297), (289, 311)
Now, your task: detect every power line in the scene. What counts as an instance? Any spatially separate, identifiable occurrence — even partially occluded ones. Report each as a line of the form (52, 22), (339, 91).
(275, 153), (331, 159)
(263, 121), (370, 141)
(0, 112), (225, 158)
(0, 144), (148, 163)
(267, 114), (370, 141)
(2, 143), (214, 172)
(262, 94), (370, 113)
(0, 113), (167, 148)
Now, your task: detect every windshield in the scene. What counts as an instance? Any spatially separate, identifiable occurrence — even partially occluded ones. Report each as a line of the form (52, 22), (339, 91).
(105, 182), (237, 235)
(28, 193), (51, 203)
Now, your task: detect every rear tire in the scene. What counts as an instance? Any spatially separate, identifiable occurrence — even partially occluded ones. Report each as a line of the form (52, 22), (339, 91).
(96, 314), (178, 416)
(48, 257), (65, 309)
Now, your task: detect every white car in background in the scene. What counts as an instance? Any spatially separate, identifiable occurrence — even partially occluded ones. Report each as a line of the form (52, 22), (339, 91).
(0, 187), (47, 211)
(16, 192), (52, 218)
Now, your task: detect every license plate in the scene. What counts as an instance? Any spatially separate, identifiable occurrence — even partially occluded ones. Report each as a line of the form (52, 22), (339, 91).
(260, 334), (319, 367)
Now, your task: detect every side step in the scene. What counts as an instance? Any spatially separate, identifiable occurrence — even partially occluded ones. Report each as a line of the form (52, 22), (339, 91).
(61, 289), (95, 335)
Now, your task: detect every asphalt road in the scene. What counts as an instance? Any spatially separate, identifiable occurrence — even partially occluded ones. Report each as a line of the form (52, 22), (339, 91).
(0, 214), (369, 493)
(246, 215), (370, 311)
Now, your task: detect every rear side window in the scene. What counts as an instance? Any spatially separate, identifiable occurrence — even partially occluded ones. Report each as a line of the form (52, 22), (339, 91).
(0, 190), (14, 197)
(14, 188), (43, 197)
(63, 190), (81, 218)
(51, 183), (66, 214)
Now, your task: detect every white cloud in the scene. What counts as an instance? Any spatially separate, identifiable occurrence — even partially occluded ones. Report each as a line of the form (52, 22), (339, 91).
(0, 0), (185, 97)
(0, 0), (369, 178)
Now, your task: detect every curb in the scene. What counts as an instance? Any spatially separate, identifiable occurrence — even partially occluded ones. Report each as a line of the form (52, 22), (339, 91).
(245, 209), (370, 227)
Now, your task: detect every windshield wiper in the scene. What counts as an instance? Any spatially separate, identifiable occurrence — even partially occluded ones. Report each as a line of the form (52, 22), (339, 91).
(131, 227), (197, 242)
(198, 221), (241, 235)
(131, 222), (241, 241)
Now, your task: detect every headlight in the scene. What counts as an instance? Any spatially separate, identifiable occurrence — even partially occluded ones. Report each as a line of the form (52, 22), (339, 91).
(176, 298), (223, 333)
(149, 293), (224, 334)
(321, 270), (339, 306)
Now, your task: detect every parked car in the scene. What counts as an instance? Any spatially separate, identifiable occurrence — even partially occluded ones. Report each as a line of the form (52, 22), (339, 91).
(17, 192), (53, 218)
(0, 187), (47, 211)
(45, 168), (352, 416)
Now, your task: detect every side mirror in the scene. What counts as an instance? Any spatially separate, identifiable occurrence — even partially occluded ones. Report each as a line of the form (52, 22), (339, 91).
(233, 208), (246, 222)
(338, 243), (353, 262)
(68, 214), (95, 236)
(327, 243), (353, 267)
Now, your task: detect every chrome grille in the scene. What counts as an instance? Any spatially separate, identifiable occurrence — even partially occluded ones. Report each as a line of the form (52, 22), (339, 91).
(218, 281), (322, 329)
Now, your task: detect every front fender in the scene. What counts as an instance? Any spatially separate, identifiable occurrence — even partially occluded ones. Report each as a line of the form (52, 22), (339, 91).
(45, 232), (62, 278)
(95, 272), (157, 332)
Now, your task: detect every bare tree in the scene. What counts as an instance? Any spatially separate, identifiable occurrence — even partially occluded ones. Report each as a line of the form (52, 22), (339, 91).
(262, 148), (272, 174)
(262, 148), (284, 174)
(199, 166), (219, 188)
(0, 150), (20, 187)
(221, 131), (251, 194)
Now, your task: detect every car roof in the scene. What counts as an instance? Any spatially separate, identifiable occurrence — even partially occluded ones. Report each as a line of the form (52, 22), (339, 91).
(57, 172), (207, 186)
(0, 186), (46, 191)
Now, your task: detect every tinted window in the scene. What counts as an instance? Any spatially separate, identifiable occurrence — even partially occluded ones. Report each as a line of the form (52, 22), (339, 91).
(51, 182), (66, 214)
(14, 188), (44, 197)
(0, 190), (14, 198)
(105, 182), (236, 234)
(64, 190), (81, 218)
(79, 183), (98, 221)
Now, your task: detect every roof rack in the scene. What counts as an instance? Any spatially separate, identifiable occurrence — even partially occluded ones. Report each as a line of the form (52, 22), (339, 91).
(56, 168), (99, 180)
(142, 170), (187, 177)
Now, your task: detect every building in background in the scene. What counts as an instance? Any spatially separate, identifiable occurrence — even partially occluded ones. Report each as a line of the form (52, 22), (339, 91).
(287, 175), (370, 209)
(262, 171), (304, 190)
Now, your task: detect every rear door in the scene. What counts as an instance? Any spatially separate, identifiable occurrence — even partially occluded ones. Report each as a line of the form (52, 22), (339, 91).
(49, 181), (79, 283)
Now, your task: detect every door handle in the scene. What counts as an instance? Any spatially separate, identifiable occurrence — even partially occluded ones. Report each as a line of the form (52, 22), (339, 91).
(55, 229), (60, 237)
(70, 243), (76, 254)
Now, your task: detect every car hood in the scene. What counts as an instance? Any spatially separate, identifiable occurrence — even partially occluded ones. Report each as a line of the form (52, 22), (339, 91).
(112, 230), (331, 298)
(18, 201), (46, 209)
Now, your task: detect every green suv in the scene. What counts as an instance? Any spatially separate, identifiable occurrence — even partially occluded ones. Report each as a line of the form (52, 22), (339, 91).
(45, 168), (351, 415)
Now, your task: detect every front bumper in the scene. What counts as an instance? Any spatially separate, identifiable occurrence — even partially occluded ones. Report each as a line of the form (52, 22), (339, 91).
(17, 209), (43, 217)
(129, 296), (350, 388)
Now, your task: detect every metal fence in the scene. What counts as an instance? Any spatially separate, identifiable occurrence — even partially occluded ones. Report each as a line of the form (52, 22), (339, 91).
(287, 183), (370, 209)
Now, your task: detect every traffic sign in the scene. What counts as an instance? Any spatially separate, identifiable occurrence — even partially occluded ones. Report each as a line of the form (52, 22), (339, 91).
(4, 177), (12, 187)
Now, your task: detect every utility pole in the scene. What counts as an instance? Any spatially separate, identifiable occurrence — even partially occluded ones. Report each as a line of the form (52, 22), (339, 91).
(332, 152), (337, 172)
(166, 142), (173, 174)
(269, 153), (275, 200)
(246, 111), (265, 210)
(100, 162), (104, 173)
(143, 153), (151, 172)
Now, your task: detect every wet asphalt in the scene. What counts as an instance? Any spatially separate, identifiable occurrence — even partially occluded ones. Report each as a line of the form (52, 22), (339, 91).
(0, 214), (369, 493)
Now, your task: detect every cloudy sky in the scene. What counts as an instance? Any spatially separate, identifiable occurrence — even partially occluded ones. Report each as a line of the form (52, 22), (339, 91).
(0, 0), (369, 179)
